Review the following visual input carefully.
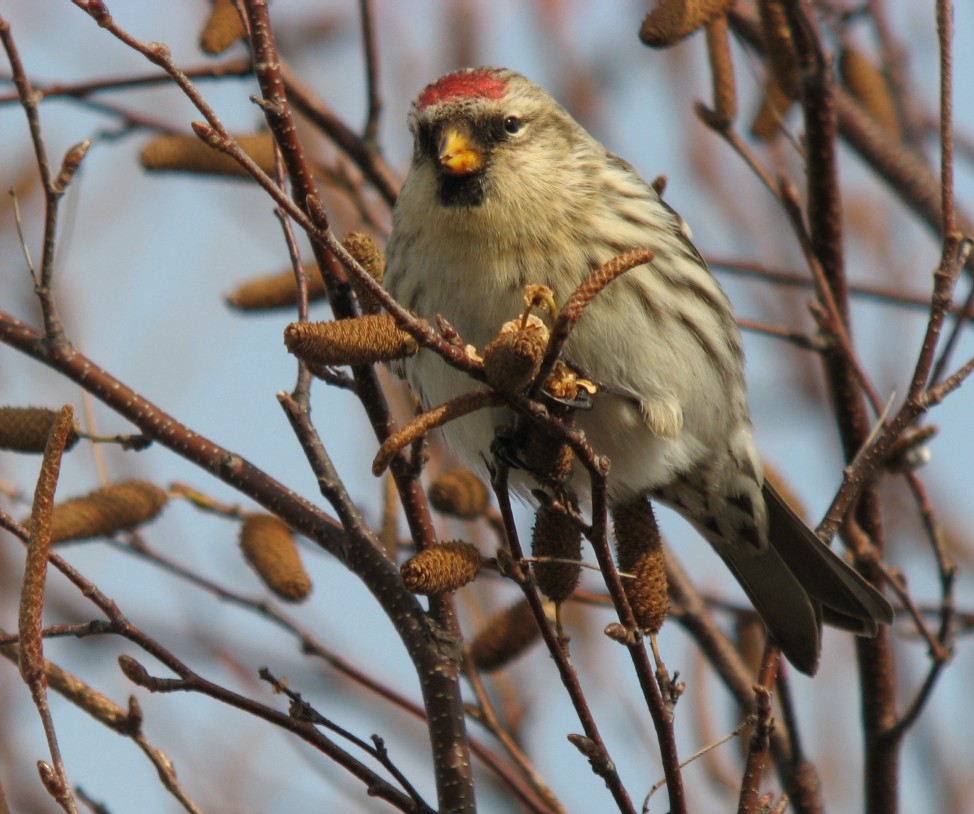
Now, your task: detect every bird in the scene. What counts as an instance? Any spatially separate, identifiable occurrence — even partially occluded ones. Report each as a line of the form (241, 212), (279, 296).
(384, 66), (893, 675)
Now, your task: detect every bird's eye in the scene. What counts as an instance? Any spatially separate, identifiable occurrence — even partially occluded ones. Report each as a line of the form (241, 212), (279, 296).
(503, 116), (522, 135)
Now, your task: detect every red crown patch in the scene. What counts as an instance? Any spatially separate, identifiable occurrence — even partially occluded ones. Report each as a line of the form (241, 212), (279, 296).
(416, 69), (507, 111)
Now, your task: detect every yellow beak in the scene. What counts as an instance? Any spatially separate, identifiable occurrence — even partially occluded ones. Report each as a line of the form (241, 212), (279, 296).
(438, 127), (483, 175)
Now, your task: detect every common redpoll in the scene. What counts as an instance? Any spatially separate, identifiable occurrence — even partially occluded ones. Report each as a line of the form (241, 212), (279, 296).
(385, 67), (892, 675)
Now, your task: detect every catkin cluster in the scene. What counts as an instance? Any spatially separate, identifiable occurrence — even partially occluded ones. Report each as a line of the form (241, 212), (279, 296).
(239, 514), (312, 603)
(36, 480), (168, 544)
(531, 505), (582, 603)
(400, 541), (483, 595)
(613, 497), (669, 633)
(0, 407), (81, 453)
(284, 315), (419, 367)
(483, 315), (549, 393)
(428, 469), (490, 520)
(640, 0), (733, 48)
(140, 133), (277, 177)
(469, 599), (542, 672)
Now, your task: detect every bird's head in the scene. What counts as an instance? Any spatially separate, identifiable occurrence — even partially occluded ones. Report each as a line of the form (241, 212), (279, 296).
(406, 67), (586, 210)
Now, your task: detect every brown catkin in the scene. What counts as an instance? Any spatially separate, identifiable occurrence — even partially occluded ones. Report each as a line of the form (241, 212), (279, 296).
(613, 497), (669, 632)
(520, 400), (575, 488)
(341, 231), (386, 314)
(531, 505), (581, 603)
(200, 0), (247, 55)
(400, 541), (483, 595)
(757, 0), (800, 100)
(750, 77), (795, 141)
(626, 548), (669, 632)
(483, 316), (549, 393)
(225, 263), (327, 311)
(522, 430), (574, 487)
(0, 407), (81, 453)
(469, 599), (541, 672)
(284, 314), (419, 367)
(704, 15), (737, 124)
(140, 133), (276, 178)
(839, 46), (901, 138)
(640, 0), (733, 48)
(39, 480), (168, 544)
(239, 514), (312, 602)
(428, 469), (490, 519)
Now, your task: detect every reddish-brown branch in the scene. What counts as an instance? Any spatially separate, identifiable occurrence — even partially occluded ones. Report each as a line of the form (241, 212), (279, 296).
(0, 18), (70, 341)
(281, 63), (399, 206)
(0, 311), (471, 753)
(238, 4), (474, 810)
(98, 532), (557, 814)
(729, 7), (974, 278)
(737, 643), (779, 814)
(4, 465), (426, 812)
(489, 466), (639, 814)
(937, 0), (956, 240)
(930, 280), (974, 385)
(358, 0), (381, 145)
(18, 406), (79, 814)
(0, 58), (254, 105)
(708, 256), (974, 319)
(783, 1), (847, 323)
(664, 554), (826, 813)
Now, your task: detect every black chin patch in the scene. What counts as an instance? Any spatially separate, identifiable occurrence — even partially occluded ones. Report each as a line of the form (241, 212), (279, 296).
(437, 171), (487, 208)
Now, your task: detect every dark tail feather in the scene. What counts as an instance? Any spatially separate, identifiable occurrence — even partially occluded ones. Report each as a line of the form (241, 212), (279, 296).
(717, 541), (823, 675)
(713, 483), (893, 676)
(763, 481), (894, 633)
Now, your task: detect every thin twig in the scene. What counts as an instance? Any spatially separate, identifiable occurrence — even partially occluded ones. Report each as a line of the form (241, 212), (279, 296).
(708, 256), (974, 319)
(490, 465), (638, 814)
(929, 278), (974, 385)
(278, 390), (371, 538)
(259, 667), (432, 811)
(358, 0), (381, 144)
(737, 318), (823, 351)
(372, 389), (505, 476)
(0, 17), (68, 340)
(280, 62), (399, 205)
(18, 406), (79, 814)
(0, 58), (254, 105)
(580, 479), (687, 813)
(462, 660), (565, 814)
(737, 643), (778, 814)
(937, 0), (955, 241)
